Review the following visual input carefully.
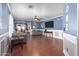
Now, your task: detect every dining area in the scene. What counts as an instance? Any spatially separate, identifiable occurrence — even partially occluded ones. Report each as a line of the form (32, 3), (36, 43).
(7, 27), (28, 55)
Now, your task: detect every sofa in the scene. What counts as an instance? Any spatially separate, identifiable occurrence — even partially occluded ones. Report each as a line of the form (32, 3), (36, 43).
(32, 29), (43, 35)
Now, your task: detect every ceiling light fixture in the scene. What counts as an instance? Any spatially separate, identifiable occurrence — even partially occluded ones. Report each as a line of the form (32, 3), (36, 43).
(34, 16), (38, 21)
(35, 18), (38, 20)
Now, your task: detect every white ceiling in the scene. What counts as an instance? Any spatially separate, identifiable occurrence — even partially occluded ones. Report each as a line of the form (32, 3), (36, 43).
(9, 3), (64, 21)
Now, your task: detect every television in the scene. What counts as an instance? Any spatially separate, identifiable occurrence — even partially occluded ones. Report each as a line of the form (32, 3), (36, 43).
(45, 21), (54, 28)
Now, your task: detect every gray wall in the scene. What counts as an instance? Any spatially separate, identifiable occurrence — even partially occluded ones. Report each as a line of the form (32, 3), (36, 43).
(63, 3), (77, 56)
(63, 3), (77, 36)
(45, 16), (63, 30)
(53, 16), (63, 30)
(0, 3), (9, 35)
(0, 4), (2, 35)
(0, 3), (9, 56)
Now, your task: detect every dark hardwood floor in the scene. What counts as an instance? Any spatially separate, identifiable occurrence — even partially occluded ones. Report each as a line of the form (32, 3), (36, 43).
(7, 34), (64, 56)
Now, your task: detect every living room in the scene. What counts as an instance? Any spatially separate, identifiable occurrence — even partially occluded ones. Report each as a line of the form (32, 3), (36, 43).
(0, 3), (79, 56)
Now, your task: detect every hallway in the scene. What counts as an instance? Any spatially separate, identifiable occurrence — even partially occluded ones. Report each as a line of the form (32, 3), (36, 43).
(7, 34), (64, 56)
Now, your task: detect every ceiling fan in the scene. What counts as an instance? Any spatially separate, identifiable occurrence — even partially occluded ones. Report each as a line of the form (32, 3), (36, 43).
(34, 16), (39, 21)
(34, 16), (44, 21)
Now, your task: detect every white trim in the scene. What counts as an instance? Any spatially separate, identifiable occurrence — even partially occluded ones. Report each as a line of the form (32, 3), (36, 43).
(43, 15), (63, 21)
(63, 33), (77, 44)
(63, 49), (69, 56)
(7, 4), (11, 14)
(77, 2), (78, 39)
(0, 32), (9, 38)
(77, 4), (78, 56)
(0, 32), (9, 42)
(76, 3), (79, 56)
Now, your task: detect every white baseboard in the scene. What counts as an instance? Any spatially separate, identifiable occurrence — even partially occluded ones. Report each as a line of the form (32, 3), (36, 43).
(63, 33), (77, 44)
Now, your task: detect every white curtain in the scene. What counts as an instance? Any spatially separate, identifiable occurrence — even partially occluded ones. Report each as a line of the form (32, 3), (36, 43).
(9, 14), (14, 38)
